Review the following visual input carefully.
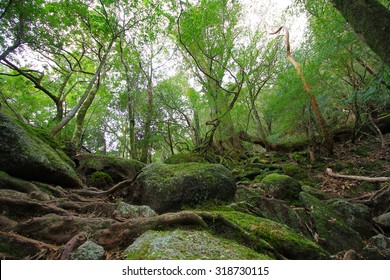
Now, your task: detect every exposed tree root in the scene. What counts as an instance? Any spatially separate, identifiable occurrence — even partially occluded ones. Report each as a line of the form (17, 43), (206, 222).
(0, 196), (72, 217)
(326, 168), (390, 182)
(59, 232), (88, 260)
(0, 230), (59, 259)
(9, 211), (208, 255)
(71, 170), (143, 197)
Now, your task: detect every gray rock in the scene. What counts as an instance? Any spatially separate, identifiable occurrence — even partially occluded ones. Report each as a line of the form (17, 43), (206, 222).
(71, 241), (105, 260)
(369, 234), (390, 249)
(124, 229), (270, 260)
(114, 202), (157, 219)
(374, 212), (390, 229)
(0, 112), (82, 188)
(137, 163), (236, 213)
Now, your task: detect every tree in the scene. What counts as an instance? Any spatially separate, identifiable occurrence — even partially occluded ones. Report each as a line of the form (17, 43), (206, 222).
(177, 0), (245, 156)
(330, 0), (390, 67)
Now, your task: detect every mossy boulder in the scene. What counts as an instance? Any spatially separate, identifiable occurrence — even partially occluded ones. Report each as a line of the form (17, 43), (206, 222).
(87, 171), (114, 190)
(299, 192), (365, 253)
(137, 163), (236, 213)
(260, 174), (302, 202)
(207, 211), (329, 259)
(282, 164), (308, 180)
(301, 185), (329, 200)
(124, 229), (271, 260)
(164, 153), (205, 164)
(77, 154), (145, 185)
(0, 112), (82, 188)
(330, 200), (375, 238)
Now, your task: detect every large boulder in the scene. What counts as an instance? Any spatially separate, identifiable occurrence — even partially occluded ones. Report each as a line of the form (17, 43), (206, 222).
(210, 211), (329, 260)
(0, 113), (82, 188)
(124, 229), (270, 260)
(137, 163), (236, 213)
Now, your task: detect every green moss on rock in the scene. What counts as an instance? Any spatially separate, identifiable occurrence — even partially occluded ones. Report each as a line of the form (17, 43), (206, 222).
(282, 164), (308, 180)
(137, 163), (236, 213)
(299, 192), (365, 253)
(124, 229), (271, 260)
(0, 112), (82, 188)
(87, 171), (114, 189)
(260, 174), (302, 202)
(207, 211), (329, 259)
(164, 153), (205, 164)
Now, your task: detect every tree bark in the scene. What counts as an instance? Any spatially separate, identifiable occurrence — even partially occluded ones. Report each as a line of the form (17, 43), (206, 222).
(331, 0), (390, 67)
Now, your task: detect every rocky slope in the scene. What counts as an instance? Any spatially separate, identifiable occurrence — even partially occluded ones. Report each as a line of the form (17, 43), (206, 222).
(0, 112), (389, 260)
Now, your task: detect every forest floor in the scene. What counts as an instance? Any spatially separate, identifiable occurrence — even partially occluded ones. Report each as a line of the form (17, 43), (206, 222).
(315, 134), (390, 200)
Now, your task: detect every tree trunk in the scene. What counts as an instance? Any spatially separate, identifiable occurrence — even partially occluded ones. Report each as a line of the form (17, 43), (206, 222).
(140, 78), (153, 163)
(50, 37), (116, 136)
(271, 27), (334, 155)
(71, 79), (100, 151)
(331, 0), (390, 67)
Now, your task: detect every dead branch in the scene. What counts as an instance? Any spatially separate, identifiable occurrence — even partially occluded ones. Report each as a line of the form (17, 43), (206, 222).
(326, 168), (390, 182)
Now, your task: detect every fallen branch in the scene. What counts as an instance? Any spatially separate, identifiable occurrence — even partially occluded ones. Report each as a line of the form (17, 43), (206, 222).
(326, 168), (390, 182)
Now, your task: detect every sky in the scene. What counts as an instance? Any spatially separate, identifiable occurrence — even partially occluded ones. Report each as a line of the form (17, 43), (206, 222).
(240, 0), (308, 48)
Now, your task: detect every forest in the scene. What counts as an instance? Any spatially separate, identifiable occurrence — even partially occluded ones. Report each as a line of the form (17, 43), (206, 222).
(0, 0), (389, 260)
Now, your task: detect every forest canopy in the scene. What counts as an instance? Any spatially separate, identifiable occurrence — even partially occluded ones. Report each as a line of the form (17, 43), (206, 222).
(1, 0), (389, 163)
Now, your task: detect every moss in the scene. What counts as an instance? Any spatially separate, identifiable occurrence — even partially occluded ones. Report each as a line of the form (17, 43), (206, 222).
(301, 185), (329, 200)
(260, 174), (302, 202)
(0, 113), (82, 188)
(164, 153), (206, 164)
(352, 146), (370, 157)
(207, 211), (329, 259)
(282, 164), (308, 180)
(87, 171), (114, 189)
(138, 163), (236, 213)
(299, 192), (365, 253)
(124, 229), (271, 260)
(16, 120), (75, 168)
(290, 151), (310, 165)
(355, 181), (381, 192)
